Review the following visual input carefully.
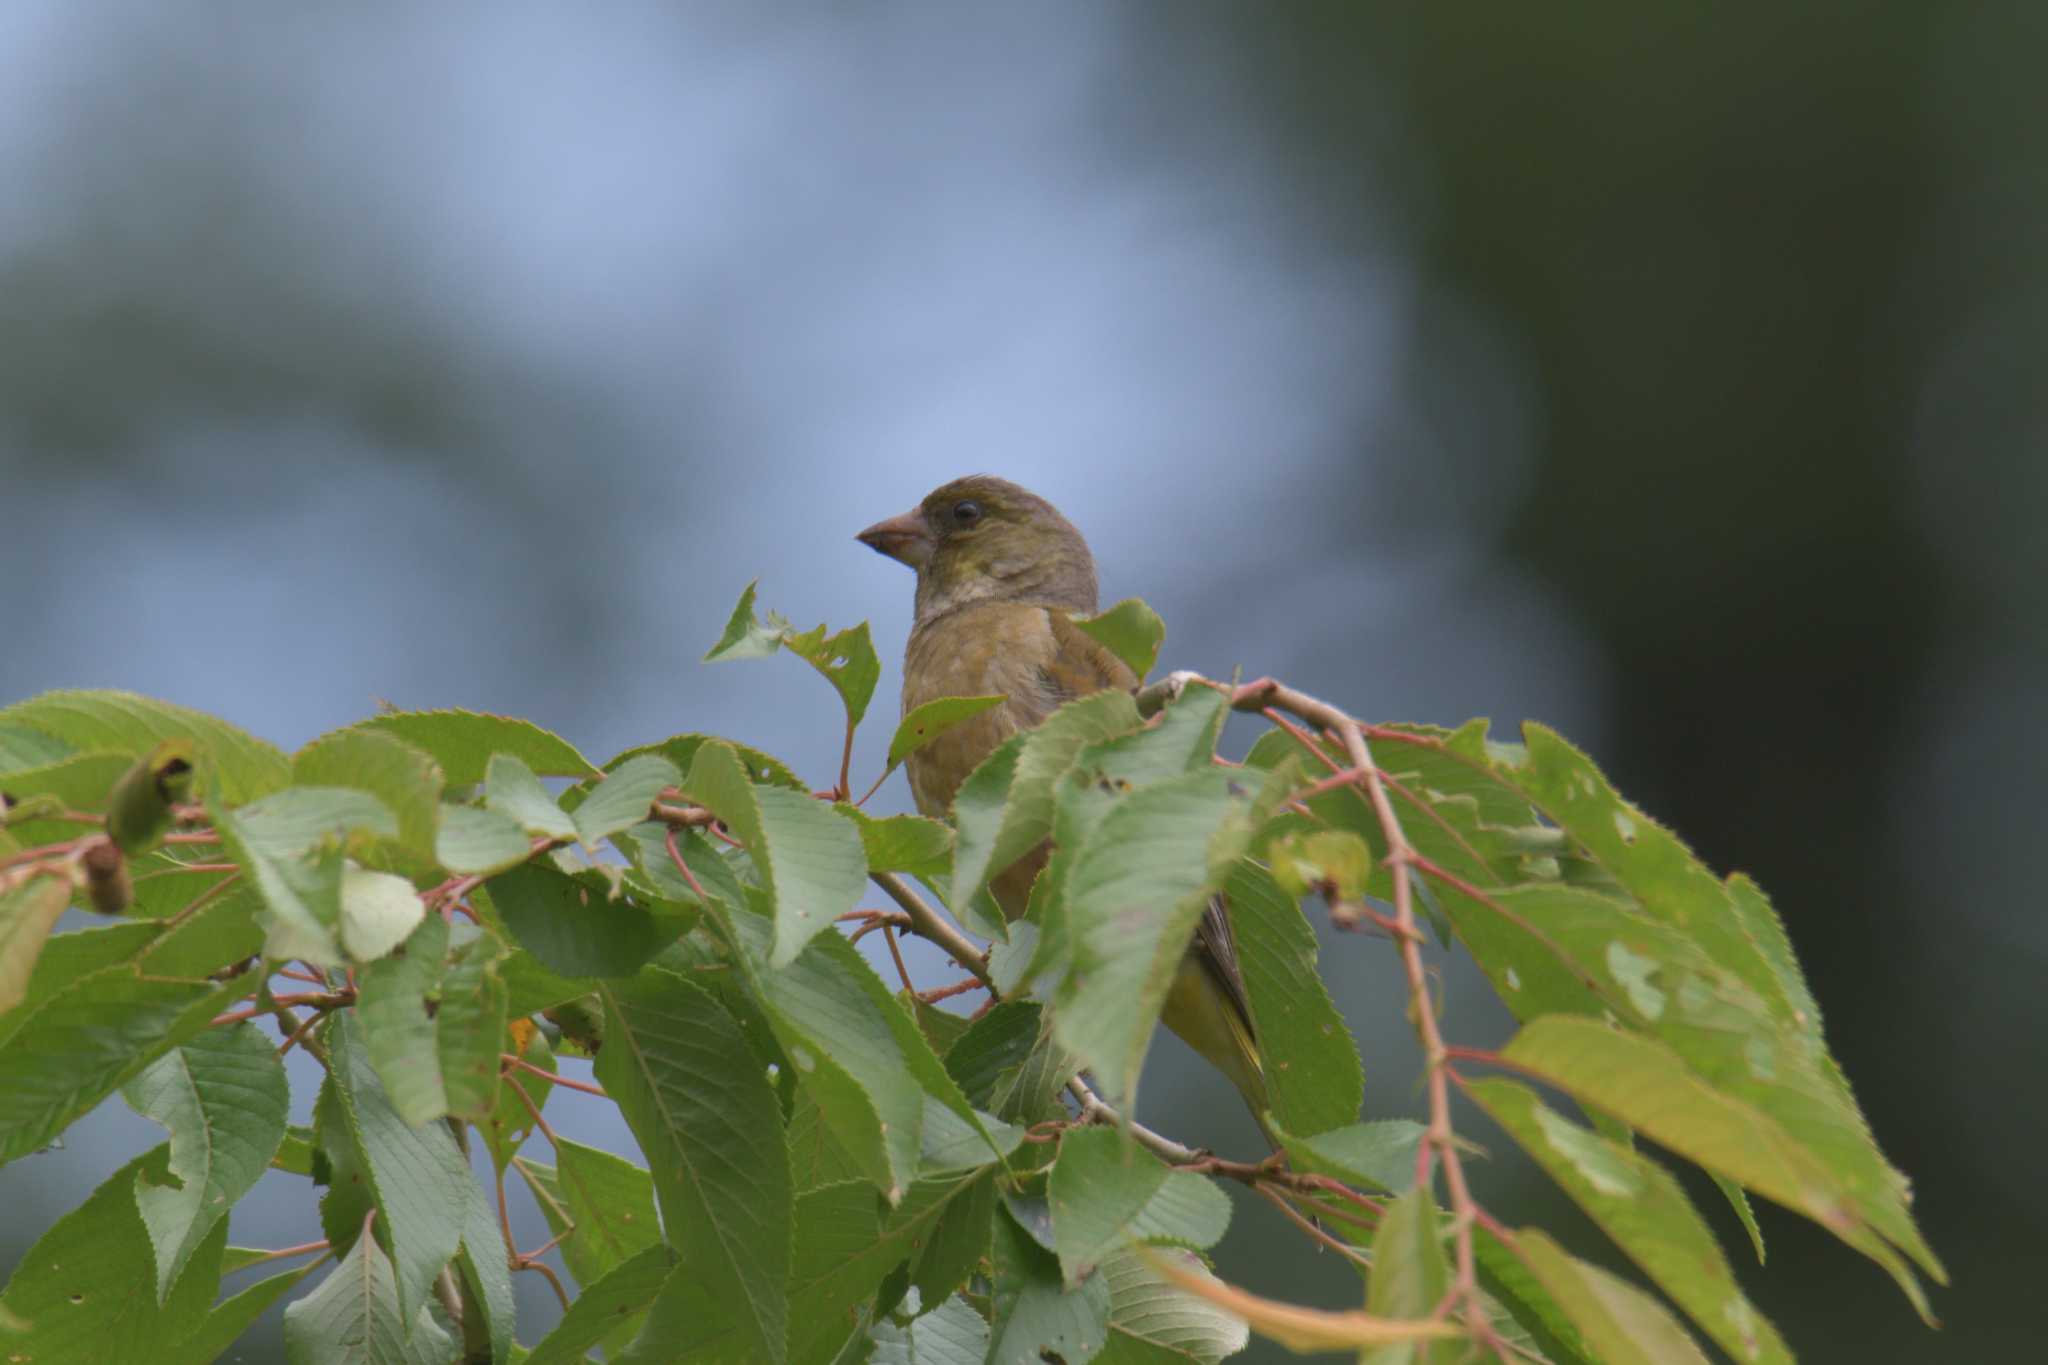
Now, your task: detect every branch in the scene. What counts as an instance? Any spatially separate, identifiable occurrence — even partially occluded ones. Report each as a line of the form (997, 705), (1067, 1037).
(1221, 675), (1496, 1349)
(868, 871), (992, 989)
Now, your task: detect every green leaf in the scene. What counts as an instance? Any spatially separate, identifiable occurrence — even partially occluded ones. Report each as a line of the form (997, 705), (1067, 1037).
(522, 1244), (672, 1365)
(1050, 1127), (1169, 1287)
(1501, 1015), (1939, 1321)
(704, 579), (788, 660)
(213, 785), (397, 961)
(783, 620), (884, 730)
(293, 727), (445, 862)
(0, 1147), (227, 1361)
(351, 709), (597, 787)
(1465, 1077), (1793, 1365)
(325, 1009), (472, 1328)
(839, 807), (954, 882)
(594, 970), (791, 1363)
(489, 861), (671, 978)
(435, 804), (533, 877)
(1716, 1172), (1768, 1264)
(720, 908), (999, 1200)
(539, 1137), (662, 1289)
(338, 865), (428, 964)
(283, 1221), (455, 1365)
(437, 934), (510, 1121)
(356, 913), (452, 1125)
(951, 691), (1142, 917)
(0, 874), (72, 1016)
(122, 1022), (290, 1301)
(944, 1001), (1076, 1126)
(886, 695), (1009, 770)
(990, 1200), (1111, 1365)
(1053, 768), (1248, 1106)
(1126, 1170), (1232, 1252)
(1509, 1229), (1713, 1365)
(1221, 858), (1362, 1138)
(785, 1164), (1005, 1365)
(684, 740), (867, 966)
(1276, 1118), (1428, 1194)
(457, 1176), (516, 1365)
(598, 732), (808, 794)
(170, 1263), (316, 1364)
(705, 582), (885, 729)
(484, 1026), (554, 1172)
(0, 690), (289, 803)
(911, 1171), (997, 1310)
(1096, 1246), (1251, 1365)
(572, 753), (680, 847)
(484, 752), (577, 841)
(1068, 599), (1166, 682)
(870, 1294), (991, 1365)
(1362, 1186), (1451, 1365)
(0, 720), (74, 772)
(0, 963), (231, 1166)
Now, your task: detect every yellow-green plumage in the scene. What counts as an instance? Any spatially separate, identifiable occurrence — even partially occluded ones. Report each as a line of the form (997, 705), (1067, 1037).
(859, 474), (1269, 1138)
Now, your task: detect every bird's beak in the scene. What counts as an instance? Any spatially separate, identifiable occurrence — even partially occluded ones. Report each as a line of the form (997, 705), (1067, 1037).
(856, 509), (932, 569)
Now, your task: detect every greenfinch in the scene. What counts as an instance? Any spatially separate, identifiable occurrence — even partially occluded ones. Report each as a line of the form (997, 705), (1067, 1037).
(858, 474), (1268, 1136)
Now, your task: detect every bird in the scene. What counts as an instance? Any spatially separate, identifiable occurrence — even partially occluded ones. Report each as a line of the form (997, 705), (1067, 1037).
(857, 474), (1269, 1138)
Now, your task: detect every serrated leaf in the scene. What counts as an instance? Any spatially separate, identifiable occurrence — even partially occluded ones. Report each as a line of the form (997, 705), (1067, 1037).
(0, 689), (289, 803)
(0, 874), (72, 1016)
(1276, 1118), (1428, 1194)
(522, 1244), (672, 1365)
(0, 1147), (227, 1360)
(355, 914), (451, 1125)
(485, 1027), (555, 1172)
(1050, 1127), (1169, 1287)
(0, 963), (232, 1166)
(1068, 598), (1166, 682)
(786, 1164), (1003, 1365)
(572, 753), (680, 846)
(782, 620), (883, 730)
(214, 786), (397, 960)
(1363, 1187), (1451, 1364)
(951, 691), (1142, 918)
(488, 861), (670, 978)
(1098, 1246), (1250, 1364)
(122, 1022), (289, 1301)
(1053, 769), (1248, 1106)
(338, 865), (426, 963)
(839, 807), (954, 882)
(594, 970), (791, 1363)
(886, 695), (1009, 770)
(1465, 1077), (1792, 1364)
(170, 1262), (316, 1364)
(1509, 1229), (1713, 1365)
(351, 709), (596, 787)
(944, 1001), (1076, 1126)
(990, 1200), (1111, 1365)
(1127, 1170), (1232, 1252)
(325, 1010), (472, 1328)
(293, 728), (445, 862)
(598, 732), (808, 794)
(869, 1294), (990, 1365)
(1221, 858), (1362, 1138)
(484, 752), (576, 840)
(1501, 1015), (1939, 1321)
(719, 908), (999, 1199)
(437, 935), (509, 1121)
(282, 1221), (455, 1365)
(456, 1176), (515, 1365)
(704, 579), (788, 660)
(684, 741), (867, 967)
(435, 804), (532, 877)
(537, 1137), (662, 1289)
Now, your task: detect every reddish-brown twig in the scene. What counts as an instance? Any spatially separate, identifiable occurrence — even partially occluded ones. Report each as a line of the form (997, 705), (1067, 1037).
(504, 1053), (608, 1099)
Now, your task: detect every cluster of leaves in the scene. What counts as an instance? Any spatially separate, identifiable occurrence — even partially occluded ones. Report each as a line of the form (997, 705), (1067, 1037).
(0, 589), (1940, 1364)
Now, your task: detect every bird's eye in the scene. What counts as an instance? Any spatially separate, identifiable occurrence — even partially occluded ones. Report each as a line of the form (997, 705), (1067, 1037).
(951, 500), (983, 526)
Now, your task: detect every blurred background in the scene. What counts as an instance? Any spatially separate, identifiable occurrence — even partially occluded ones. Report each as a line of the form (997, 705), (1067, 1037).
(2, 3), (2038, 1360)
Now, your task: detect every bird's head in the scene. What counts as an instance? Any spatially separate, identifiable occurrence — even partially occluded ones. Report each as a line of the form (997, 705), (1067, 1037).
(858, 475), (1098, 624)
